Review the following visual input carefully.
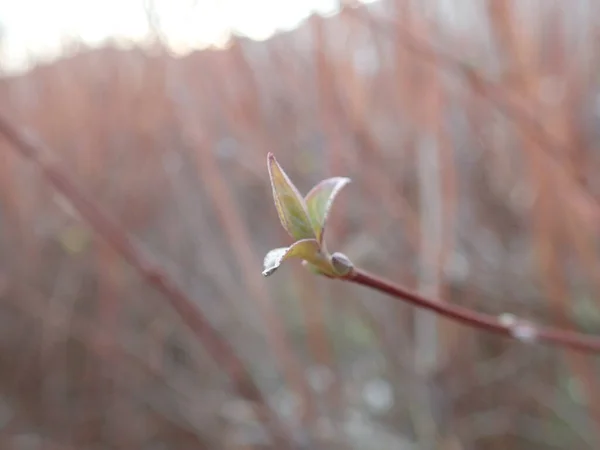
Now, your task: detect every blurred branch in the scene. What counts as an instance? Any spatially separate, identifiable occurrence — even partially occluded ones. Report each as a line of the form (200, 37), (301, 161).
(344, 5), (600, 224)
(0, 111), (296, 450)
(344, 267), (600, 354)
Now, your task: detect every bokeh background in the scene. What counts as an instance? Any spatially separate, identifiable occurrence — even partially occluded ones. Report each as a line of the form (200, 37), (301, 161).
(0, 0), (599, 448)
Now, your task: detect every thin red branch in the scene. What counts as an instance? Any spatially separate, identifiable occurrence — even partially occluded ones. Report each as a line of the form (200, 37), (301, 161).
(344, 6), (598, 210)
(346, 267), (600, 354)
(0, 112), (296, 449)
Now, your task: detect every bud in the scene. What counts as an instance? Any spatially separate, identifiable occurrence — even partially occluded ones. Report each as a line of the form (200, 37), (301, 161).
(330, 252), (354, 277)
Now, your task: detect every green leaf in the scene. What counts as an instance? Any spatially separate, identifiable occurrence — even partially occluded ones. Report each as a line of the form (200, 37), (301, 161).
(267, 153), (315, 240)
(302, 252), (354, 278)
(262, 239), (321, 276)
(301, 261), (335, 278)
(304, 177), (350, 244)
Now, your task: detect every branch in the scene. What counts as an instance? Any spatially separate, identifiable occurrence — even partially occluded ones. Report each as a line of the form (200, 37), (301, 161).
(261, 152), (600, 355)
(0, 112), (296, 449)
(344, 5), (599, 219)
(345, 267), (600, 354)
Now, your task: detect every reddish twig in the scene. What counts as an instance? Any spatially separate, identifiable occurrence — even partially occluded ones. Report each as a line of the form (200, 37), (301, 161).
(345, 267), (600, 354)
(344, 6), (598, 208)
(0, 112), (296, 449)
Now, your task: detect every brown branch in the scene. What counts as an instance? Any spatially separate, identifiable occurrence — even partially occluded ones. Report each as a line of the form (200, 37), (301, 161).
(344, 6), (598, 210)
(345, 267), (600, 354)
(0, 112), (296, 449)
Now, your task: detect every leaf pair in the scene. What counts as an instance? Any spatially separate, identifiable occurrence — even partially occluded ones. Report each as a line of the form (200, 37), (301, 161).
(263, 153), (353, 278)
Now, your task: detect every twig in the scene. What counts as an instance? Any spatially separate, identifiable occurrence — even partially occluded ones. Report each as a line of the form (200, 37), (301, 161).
(345, 267), (600, 354)
(344, 5), (600, 218)
(0, 112), (296, 449)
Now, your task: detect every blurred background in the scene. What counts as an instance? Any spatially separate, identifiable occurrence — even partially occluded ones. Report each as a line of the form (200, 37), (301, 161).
(0, 0), (599, 448)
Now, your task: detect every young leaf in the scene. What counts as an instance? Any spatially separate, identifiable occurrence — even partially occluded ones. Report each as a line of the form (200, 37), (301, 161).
(301, 260), (337, 278)
(267, 153), (315, 240)
(304, 177), (351, 244)
(262, 238), (321, 277)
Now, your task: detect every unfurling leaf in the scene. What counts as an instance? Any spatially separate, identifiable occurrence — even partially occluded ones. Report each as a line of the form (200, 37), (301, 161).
(267, 153), (315, 240)
(301, 260), (333, 277)
(262, 239), (321, 277)
(305, 177), (350, 244)
(264, 154), (354, 279)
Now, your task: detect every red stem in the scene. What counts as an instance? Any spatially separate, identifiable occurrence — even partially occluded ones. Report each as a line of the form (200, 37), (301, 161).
(346, 267), (600, 354)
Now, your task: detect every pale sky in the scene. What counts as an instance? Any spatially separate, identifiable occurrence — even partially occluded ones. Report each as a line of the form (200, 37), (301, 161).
(0, 0), (360, 71)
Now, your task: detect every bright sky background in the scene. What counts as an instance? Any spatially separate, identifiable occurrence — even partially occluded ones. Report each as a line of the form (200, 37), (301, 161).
(0, 0), (354, 71)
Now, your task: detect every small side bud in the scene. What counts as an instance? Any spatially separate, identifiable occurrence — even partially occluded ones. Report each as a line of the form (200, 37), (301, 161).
(498, 313), (538, 344)
(498, 313), (517, 327)
(330, 252), (354, 277)
(511, 321), (538, 343)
